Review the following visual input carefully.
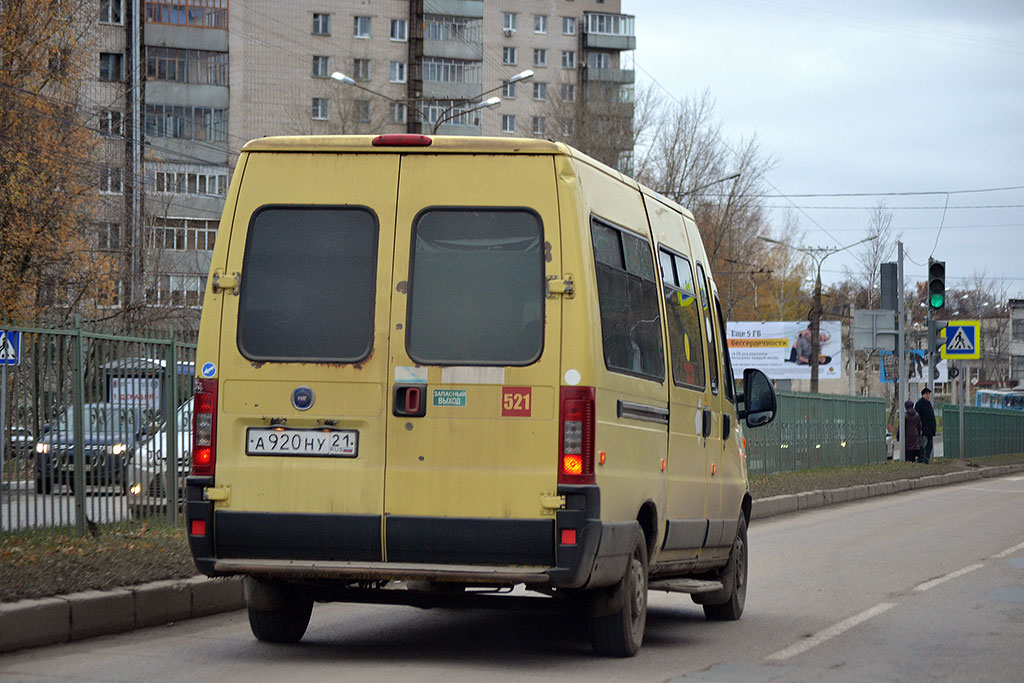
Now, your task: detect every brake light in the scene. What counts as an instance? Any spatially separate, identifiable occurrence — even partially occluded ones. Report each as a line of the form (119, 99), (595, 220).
(192, 378), (218, 476)
(559, 386), (595, 485)
(372, 134), (432, 147)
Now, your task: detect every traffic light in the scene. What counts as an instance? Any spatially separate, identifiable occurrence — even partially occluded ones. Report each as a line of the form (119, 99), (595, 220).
(928, 259), (945, 310)
(929, 319), (947, 355)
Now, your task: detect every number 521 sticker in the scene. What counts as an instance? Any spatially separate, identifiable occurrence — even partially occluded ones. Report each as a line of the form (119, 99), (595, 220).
(501, 386), (532, 417)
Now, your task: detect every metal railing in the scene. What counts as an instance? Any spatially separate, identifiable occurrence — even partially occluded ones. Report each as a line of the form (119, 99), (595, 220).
(941, 404), (1024, 460)
(745, 392), (888, 475)
(1, 321), (195, 538)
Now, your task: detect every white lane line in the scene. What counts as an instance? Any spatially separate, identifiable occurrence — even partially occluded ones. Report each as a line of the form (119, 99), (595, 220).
(994, 542), (1024, 559)
(913, 563), (984, 592)
(766, 603), (896, 662)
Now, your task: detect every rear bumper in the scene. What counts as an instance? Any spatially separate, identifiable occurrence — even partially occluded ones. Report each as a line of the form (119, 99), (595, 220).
(186, 478), (634, 590)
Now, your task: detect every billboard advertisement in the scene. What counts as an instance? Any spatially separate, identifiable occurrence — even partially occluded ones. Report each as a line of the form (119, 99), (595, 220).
(726, 321), (843, 380)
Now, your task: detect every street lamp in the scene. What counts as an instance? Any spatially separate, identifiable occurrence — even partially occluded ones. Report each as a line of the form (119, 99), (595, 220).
(685, 172), (741, 197)
(758, 234), (876, 392)
(331, 69), (533, 135)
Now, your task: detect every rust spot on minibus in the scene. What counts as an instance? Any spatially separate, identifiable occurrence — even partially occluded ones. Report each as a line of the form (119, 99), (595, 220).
(396, 281), (408, 294)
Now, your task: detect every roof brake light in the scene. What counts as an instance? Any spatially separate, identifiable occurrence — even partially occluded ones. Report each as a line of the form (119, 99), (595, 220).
(372, 134), (432, 147)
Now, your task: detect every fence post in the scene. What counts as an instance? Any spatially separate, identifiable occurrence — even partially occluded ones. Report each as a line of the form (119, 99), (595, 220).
(72, 319), (87, 536)
(165, 335), (179, 526)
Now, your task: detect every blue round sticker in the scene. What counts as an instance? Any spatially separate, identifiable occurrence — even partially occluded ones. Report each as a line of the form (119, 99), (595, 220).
(201, 362), (217, 378)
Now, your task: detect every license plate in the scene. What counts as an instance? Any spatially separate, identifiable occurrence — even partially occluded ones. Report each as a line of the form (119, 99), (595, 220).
(246, 428), (358, 457)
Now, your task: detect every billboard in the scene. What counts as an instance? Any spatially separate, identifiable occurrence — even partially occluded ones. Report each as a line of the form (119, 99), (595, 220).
(726, 321), (843, 380)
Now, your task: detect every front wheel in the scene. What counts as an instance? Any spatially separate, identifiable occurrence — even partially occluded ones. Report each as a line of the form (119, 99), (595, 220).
(589, 527), (648, 657)
(695, 514), (748, 621)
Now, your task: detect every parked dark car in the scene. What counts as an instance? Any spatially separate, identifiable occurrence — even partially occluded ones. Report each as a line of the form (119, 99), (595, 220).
(34, 403), (145, 494)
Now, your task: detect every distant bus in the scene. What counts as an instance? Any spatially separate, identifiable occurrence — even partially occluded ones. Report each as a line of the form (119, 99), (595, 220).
(975, 389), (1024, 411)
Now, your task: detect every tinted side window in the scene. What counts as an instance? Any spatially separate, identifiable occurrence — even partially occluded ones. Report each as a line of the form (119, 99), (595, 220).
(714, 295), (736, 403)
(661, 249), (705, 390)
(695, 263), (719, 395)
(237, 206), (378, 362)
(407, 208), (544, 365)
(593, 218), (664, 381)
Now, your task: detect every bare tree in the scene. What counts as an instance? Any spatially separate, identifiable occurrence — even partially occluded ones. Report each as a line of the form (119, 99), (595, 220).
(842, 201), (898, 309)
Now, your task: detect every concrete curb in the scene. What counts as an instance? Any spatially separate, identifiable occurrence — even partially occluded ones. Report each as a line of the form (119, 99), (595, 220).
(751, 462), (1024, 521)
(0, 576), (244, 654)
(2, 462), (1022, 655)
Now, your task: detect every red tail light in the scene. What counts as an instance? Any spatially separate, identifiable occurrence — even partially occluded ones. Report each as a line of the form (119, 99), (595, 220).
(372, 134), (432, 147)
(192, 378), (218, 476)
(559, 386), (595, 485)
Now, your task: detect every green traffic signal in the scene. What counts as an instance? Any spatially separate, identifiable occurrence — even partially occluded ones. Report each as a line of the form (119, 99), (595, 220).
(927, 259), (945, 310)
(929, 292), (944, 308)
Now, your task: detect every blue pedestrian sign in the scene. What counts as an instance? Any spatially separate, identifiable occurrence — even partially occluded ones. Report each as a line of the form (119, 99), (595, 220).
(940, 320), (980, 360)
(0, 330), (20, 366)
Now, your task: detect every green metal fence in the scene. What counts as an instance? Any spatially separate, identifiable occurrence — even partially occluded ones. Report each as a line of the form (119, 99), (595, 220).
(745, 392), (888, 475)
(0, 321), (195, 538)
(941, 405), (1024, 460)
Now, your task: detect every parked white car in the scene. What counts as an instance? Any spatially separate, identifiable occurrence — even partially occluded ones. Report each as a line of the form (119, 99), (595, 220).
(127, 397), (192, 518)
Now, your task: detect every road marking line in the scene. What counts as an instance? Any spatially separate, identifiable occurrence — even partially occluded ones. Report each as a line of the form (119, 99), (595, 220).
(994, 542), (1024, 559)
(913, 563), (984, 592)
(766, 603), (896, 662)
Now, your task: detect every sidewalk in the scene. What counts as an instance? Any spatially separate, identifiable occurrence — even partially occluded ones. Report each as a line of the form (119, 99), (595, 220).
(3, 460), (1023, 654)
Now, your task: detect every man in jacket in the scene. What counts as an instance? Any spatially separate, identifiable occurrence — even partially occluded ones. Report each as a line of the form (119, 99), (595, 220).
(915, 387), (937, 463)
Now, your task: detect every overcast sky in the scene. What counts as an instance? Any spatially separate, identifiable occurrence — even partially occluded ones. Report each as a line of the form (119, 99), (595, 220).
(623, 0), (1024, 301)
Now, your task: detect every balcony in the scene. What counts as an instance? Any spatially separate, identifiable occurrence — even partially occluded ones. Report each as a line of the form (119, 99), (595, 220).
(583, 12), (636, 51)
(583, 67), (635, 84)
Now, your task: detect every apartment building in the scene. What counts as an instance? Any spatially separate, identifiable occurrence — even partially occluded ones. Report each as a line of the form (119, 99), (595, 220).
(1010, 299), (1024, 388)
(85, 0), (635, 329)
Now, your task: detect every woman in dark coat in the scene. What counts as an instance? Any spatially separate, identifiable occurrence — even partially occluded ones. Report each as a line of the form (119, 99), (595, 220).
(903, 400), (922, 463)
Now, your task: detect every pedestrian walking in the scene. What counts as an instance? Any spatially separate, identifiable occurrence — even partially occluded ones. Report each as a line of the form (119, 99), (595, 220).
(903, 400), (922, 463)
(915, 387), (937, 463)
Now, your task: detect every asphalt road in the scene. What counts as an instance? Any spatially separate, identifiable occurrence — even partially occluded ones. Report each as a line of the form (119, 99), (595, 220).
(2, 473), (1022, 682)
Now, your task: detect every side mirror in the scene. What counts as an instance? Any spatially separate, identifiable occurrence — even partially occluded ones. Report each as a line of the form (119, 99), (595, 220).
(738, 368), (777, 428)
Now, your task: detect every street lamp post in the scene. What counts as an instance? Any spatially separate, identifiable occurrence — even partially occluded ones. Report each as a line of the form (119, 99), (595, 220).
(759, 235), (876, 392)
(331, 69), (533, 134)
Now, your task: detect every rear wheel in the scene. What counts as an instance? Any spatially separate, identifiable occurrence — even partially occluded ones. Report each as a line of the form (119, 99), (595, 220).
(246, 578), (314, 644)
(589, 527), (648, 657)
(696, 514), (748, 621)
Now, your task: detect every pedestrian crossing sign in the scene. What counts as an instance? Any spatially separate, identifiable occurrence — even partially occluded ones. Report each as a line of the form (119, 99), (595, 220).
(0, 330), (21, 366)
(940, 320), (980, 360)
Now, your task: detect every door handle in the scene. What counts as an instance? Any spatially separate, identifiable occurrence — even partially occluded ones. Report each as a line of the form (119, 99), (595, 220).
(722, 413), (731, 439)
(702, 408), (712, 438)
(393, 385), (427, 417)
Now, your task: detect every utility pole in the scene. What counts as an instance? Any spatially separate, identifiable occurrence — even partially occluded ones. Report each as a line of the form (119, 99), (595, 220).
(897, 240), (907, 462)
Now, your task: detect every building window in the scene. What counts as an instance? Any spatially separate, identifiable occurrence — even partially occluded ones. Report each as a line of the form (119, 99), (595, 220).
(562, 120), (574, 136)
(95, 222), (122, 251)
(424, 14), (480, 42)
(532, 82), (547, 100)
(502, 47), (517, 65)
(356, 100), (371, 123)
(532, 116), (546, 136)
(502, 80), (516, 98)
(100, 0), (122, 25)
(562, 17), (576, 35)
(589, 52), (611, 69)
(312, 55), (329, 78)
(98, 110), (123, 137)
(422, 58), (480, 84)
(353, 58), (370, 81)
(503, 12), (517, 32)
(561, 83), (576, 102)
(534, 15), (547, 34)
(146, 47), (229, 85)
(1012, 355), (1024, 380)
(99, 52), (123, 81)
(312, 13), (330, 35)
(389, 61), (407, 83)
(390, 102), (407, 124)
(390, 18), (407, 41)
(533, 49), (547, 67)
(502, 115), (515, 133)
(144, 104), (228, 141)
(99, 166), (122, 194)
(149, 217), (218, 253)
(146, 0), (228, 29)
(153, 167), (229, 196)
(312, 97), (329, 120)
(354, 16), (371, 38)
(561, 50), (576, 69)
